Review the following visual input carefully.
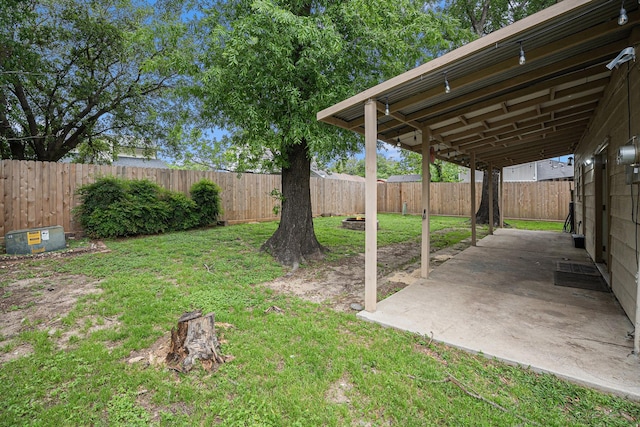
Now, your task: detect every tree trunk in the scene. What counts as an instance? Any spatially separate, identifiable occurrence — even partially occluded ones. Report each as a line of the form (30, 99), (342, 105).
(166, 310), (225, 372)
(261, 138), (324, 267)
(475, 169), (500, 225)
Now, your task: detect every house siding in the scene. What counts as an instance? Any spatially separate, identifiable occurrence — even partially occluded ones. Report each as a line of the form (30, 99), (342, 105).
(574, 57), (640, 321)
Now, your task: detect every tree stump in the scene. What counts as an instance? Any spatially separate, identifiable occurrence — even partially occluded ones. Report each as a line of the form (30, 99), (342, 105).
(165, 310), (225, 372)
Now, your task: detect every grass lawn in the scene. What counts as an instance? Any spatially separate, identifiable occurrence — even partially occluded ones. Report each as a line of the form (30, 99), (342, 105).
(0, 214), (637, 426)
(506, 218), (565, 232)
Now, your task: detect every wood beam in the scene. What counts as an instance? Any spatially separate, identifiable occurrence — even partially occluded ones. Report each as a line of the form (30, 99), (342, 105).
(488, 163), (494, 235)
(364, 99), (377, 313)
(317, 0), (598, 123)
(407, 44), (616, 128)
(470, 152), (477, 246)
(431, 83), (603, 141)
(398, 22), (627, 120)
(421, 127), (431, 278)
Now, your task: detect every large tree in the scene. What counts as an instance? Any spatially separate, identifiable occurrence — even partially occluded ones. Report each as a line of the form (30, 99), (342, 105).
(0, 0), (192, 161)
(440, 0), (555, 224)
(197, 0), (465, 267)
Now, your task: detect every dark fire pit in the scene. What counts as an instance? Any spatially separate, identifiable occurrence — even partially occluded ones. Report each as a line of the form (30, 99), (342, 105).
(341, 217), (379, 231)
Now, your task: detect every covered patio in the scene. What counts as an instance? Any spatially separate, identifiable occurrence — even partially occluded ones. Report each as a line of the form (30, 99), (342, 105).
(317, 0), (640, 398)
(359, 228), (640, 399)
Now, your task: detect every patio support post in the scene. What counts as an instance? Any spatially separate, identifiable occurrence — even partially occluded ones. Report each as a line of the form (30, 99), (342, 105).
(470, 152), (477, 246)
(500, 167), (504, 228)
(364, 98), (378, 312)
(488, 162), (494, 235)
(421, 127), (431, 278)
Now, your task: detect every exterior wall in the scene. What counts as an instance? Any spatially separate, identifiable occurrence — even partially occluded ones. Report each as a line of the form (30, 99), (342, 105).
(574, 58), (640, 321)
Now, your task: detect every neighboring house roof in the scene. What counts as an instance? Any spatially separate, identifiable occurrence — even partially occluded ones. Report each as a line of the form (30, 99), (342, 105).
(312, 169), (366, 182)
(460, 160), (573, 182)
(536, 160), (574, 181)
(386, 174), (422, 183)
(325, 172), (366, 182)
(111, 156), (170, 169)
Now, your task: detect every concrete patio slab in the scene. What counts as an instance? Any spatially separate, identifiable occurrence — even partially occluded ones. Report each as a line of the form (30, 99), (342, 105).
(358, 228), (640, 400)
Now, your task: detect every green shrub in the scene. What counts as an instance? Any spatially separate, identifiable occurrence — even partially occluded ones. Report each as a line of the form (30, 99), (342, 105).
(74, 177), (128, 232)
(84, 201), (136, 238)
(74, 176), (222, 238)
(190, 179), (223, 226)
(163, 191), (200, 230)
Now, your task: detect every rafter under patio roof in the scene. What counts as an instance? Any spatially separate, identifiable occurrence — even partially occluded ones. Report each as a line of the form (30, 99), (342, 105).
(317, 0), (640, 170)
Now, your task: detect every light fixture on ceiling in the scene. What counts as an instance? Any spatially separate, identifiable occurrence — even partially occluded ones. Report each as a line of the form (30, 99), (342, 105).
(414, 131), (417, 143)
(606, 47), (635, 70)
(385, 98), (389, 116)
(585, 157), (593, 166)
(518, 41), (526, 65)
(567, 156), (573, 166)
(396, 132), (401, 147)
(619, 0), (629, 25)
(444, 72), (451, 94)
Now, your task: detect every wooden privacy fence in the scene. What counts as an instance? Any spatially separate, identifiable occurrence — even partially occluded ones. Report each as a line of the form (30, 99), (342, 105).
(0, 160), (571, 236)
(0, 160), (365, 236)
(378, 181), (572, 221)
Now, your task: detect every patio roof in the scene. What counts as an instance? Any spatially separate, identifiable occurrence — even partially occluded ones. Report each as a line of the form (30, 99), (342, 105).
(317, 0), (639, 169)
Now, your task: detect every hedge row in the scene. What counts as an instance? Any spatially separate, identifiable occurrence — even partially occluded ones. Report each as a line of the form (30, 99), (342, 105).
(73, 177), (222, 238)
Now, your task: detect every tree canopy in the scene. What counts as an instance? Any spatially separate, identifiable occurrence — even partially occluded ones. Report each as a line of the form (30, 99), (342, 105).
(0, 0), (193, 161)
(329, 152), (460, 182)
(196, 0), (467, 171)
(441, 0), (557, 36)
(194, 0), (468, 266)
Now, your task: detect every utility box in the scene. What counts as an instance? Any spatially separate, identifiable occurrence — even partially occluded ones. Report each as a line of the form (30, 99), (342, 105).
(5, 226), (66, 255)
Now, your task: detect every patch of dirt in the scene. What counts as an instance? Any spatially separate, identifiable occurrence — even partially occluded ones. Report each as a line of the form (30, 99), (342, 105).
(126, 333), (172, 368)
(134, 387), (193, 424)
(0, 240), (109, 265)
(0, 343), (34, 364)
(0, 240), (119, 363)
(326, 374), (354, 404)
(0, 273), (110, 363)
(413, 343), (448, 365)
(55, 314), (121, 350)
(262, 232), (473, 312)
